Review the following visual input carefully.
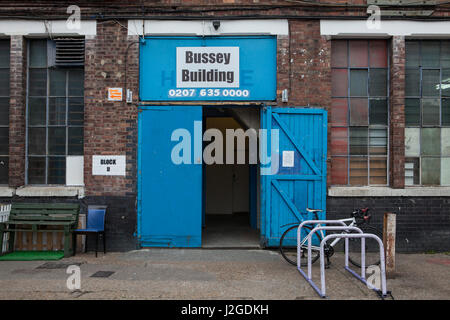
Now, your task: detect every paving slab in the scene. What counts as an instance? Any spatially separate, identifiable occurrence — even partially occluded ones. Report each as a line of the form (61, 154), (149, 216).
(0, 249), (448, 300)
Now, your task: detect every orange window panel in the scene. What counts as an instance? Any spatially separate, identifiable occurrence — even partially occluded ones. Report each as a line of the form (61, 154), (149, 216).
(349, 40), (368, 68)
(331, 98), (348, 126)
(331, 40), (348, 68)
(330, 127), (348, 156)
(331, 157), (348, 185)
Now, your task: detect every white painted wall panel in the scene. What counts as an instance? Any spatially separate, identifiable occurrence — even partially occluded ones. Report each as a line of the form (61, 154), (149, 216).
(128, 19), (289, 36)
(66, 156), (84, 186)
(0, 20), (96, 36)
(321, 20), (450, 38)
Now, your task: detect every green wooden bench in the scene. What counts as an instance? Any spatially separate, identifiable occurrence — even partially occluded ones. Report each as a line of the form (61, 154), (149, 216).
(0, 203), (80, 257)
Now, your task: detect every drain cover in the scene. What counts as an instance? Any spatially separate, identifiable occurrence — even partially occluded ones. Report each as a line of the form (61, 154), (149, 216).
(90, 271), (115, 278)
(36, 262), (83, 269)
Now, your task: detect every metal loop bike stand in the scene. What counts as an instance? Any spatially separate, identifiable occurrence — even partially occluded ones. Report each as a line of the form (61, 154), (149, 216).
(297, 226), (364, 298)
(320, 233), (387, 298)
(296, 220), (348, 269)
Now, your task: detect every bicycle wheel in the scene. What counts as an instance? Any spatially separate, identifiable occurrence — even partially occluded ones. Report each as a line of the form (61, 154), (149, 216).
(279, 224), (322, 267)
(347, 224), (382, 268)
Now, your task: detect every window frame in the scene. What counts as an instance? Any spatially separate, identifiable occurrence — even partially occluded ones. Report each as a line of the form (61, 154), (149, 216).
(25, 39), (84, 185)
(405, 40), (450, 186)
(0, 38), (10, 185)
(331, 39), (391, 186)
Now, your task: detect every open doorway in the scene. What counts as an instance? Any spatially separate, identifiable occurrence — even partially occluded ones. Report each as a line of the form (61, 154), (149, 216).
(202, 107), (260, 248)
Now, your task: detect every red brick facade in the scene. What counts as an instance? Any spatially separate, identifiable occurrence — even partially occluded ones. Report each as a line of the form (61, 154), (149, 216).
(4, 15), (411, 195)
(389, 36), (405, 189)
(8, 35), (26, 187)
(83, 22), (140, 196)
(1, 1), (450, 252)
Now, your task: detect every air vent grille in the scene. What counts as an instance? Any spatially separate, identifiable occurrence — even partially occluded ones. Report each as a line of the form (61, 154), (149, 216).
(54, 38), (85, 67)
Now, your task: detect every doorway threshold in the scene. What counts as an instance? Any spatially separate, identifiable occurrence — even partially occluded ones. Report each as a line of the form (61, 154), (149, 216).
(202, 214), (260, 249)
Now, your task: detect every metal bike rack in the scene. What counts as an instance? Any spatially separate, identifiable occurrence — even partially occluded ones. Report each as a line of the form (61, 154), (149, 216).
(296, 220), (348, 269)
(298, 225), (363, 297)
(297, 224), (388, 298)
(320, 233), (387, 298)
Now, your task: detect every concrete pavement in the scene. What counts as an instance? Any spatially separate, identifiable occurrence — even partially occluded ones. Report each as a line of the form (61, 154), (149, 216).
(0, 249), (448, 300)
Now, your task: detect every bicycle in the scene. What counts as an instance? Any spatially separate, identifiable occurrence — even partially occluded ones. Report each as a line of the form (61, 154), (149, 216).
(279, 208), (382, 268)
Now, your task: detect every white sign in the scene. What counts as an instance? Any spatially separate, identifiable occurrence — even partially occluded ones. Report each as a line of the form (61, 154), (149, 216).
(92, 155), (126, 176)
(282, 151), (295, 168)
(176, 47), (239, 88)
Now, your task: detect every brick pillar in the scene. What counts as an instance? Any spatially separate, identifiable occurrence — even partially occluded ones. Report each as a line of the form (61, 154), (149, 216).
(9, 36), (26, 187)
(83, 21), (139, 197)
(389, 36), (405, 188)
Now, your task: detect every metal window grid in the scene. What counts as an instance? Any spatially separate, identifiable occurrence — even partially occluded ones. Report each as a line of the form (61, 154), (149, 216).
(25, 39), (84, 185)
(405, 40), (450, 186)
(331, 39), (391, 186)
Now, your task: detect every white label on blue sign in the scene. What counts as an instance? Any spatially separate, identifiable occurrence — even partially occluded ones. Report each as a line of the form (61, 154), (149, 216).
(92, 155), (126, 176)
(282, 151), (295, 168)
(176, 47), (240, 88)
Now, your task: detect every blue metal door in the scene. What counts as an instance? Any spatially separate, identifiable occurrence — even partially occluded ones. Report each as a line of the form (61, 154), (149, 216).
(261, 107), (327, 247)
(137, 106), (202, 247)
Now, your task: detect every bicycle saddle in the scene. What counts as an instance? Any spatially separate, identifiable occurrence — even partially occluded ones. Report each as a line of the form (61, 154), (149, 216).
(306, 208), (323, 213)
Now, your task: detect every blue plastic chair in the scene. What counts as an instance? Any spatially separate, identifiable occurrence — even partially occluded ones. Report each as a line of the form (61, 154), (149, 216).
(73, 206), (107, 257)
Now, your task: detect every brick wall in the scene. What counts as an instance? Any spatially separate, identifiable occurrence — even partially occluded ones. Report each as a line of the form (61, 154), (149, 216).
(2, 1), (449, 20)
(2, 2), (450, 252)
(389, 36), (405, 188)
(9, 36), (26, 187)
(282, 20), (331, 108)
(327, 197), (450, 252)
(84, 21), (139, 197)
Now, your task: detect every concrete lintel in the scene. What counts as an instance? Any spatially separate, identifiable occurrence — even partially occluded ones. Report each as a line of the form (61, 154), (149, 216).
(0, 20), (97, 36)
(129, 19), (289, 36)
(15, 186), (85, 198)
(0, 187), (15, 197)
(329, 186), (450, 197)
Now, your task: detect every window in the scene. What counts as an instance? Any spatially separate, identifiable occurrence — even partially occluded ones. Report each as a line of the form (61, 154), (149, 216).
(27, 39), (84, 185)
(0, 40), (10, 185)
(330, 40), (389, 186)
(405, 40), (450, 186)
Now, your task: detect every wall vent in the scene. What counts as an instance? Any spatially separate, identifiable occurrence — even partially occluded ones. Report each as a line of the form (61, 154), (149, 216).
(48, 38), (85, 67)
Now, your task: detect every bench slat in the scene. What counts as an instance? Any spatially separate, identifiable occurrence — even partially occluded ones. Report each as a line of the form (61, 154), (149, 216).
(1, 220), (75, 225)
(1, 228), (68, 232)
(9, 213), (77, 220)
(11, 209), (78, 214)
(11, 203), (79, 209)
(8, 217), (76, 223)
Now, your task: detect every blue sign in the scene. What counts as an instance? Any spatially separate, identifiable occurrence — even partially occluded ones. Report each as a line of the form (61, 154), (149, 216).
(140, 36), (277, 101)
